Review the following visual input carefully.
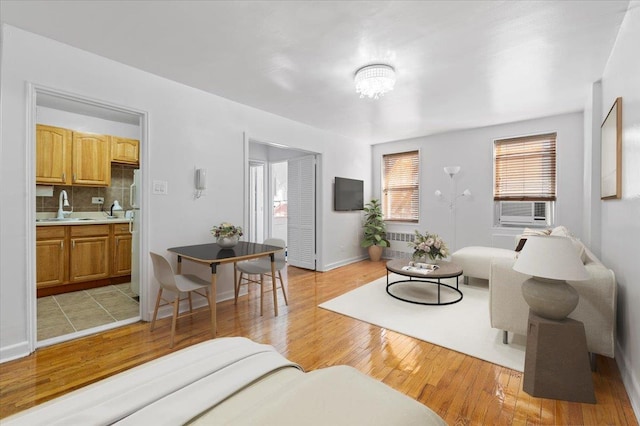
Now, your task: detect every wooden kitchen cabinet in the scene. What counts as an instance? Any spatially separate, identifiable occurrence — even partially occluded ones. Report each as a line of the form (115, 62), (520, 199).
(69, 225), (110, 282)
(71, 132), (111, 186)
(111, 137), (139, 165)
(111, 223), (132, 276)
(36, 226), (67, 288)
(36, 223), (133, 296)
(35, 125), (72, 185)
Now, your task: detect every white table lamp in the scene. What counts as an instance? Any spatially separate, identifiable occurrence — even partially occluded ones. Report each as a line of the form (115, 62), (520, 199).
(513, 235), (589, 320)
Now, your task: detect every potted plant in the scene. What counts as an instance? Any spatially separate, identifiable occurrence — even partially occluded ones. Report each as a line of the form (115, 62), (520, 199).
(211, 222), (243, 248)
(361, 199), (390, 261)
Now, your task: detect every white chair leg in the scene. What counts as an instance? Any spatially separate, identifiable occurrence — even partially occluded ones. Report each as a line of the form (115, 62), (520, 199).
(188, 292), (193, 313)
(150, 288), (163, 331)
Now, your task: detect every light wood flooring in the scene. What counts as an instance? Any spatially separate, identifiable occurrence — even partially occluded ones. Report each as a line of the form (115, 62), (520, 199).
(0, 260), (637, 424)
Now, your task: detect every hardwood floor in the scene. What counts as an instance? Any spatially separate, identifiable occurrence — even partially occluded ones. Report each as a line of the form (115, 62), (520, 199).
(0, 260), (637, 425)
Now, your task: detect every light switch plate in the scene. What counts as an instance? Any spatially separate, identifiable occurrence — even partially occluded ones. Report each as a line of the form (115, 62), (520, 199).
(92, 197), (104, 204)
(153, 180), (168, 195)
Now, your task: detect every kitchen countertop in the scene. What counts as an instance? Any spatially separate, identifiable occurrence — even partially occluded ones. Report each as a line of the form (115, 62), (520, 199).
(35, 212), (131, 226)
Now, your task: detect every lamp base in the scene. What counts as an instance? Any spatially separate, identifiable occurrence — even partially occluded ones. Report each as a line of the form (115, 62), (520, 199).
(521, 277), (579, 320)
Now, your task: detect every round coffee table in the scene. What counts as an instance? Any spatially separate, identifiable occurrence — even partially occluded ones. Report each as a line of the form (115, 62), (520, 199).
(385, 259), (463, 305)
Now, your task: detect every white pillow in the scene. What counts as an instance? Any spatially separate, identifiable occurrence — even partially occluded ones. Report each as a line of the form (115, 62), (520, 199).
(522, 227), (552, 236)
(570, 237), (587, 264)
(550, 226), (570, 237)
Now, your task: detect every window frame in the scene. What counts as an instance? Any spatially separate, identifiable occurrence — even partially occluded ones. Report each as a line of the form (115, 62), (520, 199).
(381, 150), (420, 223)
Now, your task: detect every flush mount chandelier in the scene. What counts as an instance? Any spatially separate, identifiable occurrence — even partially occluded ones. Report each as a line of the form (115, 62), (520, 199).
(354, 64), (396, 99)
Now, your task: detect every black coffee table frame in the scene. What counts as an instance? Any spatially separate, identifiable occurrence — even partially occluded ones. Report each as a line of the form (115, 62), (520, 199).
(385, 259), (463, 306)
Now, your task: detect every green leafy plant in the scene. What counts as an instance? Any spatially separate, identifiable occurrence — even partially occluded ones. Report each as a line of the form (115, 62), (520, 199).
(211, 222), (243, 238)
(361, 199), (390, 248)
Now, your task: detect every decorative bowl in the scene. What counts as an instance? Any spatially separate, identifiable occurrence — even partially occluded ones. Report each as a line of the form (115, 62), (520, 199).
(217, 235), (239, 248)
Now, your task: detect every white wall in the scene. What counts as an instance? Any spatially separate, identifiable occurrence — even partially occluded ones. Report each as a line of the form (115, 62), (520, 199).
(37, 106), (140, 139)
(0, 25), (370, 361)
(372, 113), (585, 251)
(598, 0), (640, 416)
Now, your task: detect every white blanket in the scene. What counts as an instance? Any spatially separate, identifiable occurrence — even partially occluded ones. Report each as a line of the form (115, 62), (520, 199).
(4, 337), (301, 426)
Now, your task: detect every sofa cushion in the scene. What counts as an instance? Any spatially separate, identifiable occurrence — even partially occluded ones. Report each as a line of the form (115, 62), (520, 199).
(451, 246), (515, 280)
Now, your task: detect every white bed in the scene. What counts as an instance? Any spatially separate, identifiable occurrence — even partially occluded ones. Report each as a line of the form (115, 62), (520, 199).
(3, 337), (445, 425)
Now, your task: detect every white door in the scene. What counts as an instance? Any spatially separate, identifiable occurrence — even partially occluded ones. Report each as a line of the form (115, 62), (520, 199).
(248, 162), (265, 243)
(287, 155), (316, 270)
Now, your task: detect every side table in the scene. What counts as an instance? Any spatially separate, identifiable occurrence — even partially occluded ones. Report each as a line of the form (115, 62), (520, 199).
(523, 311), (596, 403)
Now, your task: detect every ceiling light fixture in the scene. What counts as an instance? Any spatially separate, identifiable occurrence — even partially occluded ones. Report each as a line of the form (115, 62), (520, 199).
(354, 64), (396, 99)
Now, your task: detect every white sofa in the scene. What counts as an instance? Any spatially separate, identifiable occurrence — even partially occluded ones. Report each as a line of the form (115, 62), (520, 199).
(489, 229), (617, 358)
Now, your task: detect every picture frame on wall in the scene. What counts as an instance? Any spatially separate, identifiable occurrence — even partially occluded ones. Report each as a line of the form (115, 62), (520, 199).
(601, 97), (622, 200)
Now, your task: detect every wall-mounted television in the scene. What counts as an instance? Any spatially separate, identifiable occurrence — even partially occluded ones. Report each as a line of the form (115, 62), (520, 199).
(334, 177), (364, 211)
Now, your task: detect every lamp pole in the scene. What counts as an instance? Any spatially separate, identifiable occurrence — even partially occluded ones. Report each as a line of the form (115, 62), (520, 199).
(436, 166), (471, 254)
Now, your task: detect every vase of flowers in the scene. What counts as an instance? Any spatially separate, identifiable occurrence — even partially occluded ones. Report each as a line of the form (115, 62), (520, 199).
(211, 222), (243, 248)
(409, 230), (448, 263)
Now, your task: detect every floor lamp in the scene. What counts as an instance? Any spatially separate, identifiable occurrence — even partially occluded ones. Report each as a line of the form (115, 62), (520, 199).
(435, 166), (471, 253)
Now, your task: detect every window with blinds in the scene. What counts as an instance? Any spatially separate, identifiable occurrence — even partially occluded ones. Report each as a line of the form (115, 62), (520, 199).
(382, 150), (419, 222)
(494, 133), (557, 201)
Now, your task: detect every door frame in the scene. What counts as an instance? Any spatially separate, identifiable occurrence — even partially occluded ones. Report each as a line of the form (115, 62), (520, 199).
(26, 84), (150, 351)
(243, 133), (323, 268)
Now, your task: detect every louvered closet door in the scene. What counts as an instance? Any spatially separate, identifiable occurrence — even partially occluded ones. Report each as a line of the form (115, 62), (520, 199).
(287, 155), (316, 270)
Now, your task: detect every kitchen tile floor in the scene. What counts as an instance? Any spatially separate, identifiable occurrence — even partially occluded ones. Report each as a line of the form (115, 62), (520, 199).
(37, 283), (139, 341)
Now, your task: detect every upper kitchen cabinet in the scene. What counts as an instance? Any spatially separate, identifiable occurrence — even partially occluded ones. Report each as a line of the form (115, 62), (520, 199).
(36, 124), (72, 185)
(111, 136), (139, 165)
(71, 131), (111, 186)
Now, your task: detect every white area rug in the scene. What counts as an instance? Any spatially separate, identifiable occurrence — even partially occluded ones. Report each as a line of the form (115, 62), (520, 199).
(319, 274), (526, 372)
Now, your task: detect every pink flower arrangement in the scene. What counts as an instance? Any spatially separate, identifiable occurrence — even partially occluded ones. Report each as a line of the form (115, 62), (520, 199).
(410, 230), (448, 261)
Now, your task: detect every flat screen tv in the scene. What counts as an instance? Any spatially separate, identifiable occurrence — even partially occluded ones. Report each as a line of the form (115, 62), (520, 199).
(334, 177), (364, 211)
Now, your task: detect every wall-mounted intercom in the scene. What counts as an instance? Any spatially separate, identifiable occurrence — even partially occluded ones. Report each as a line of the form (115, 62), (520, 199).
(195, 167), (207, 199)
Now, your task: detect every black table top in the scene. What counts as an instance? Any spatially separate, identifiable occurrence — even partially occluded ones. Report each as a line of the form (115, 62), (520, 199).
(168, 241), (282, 263)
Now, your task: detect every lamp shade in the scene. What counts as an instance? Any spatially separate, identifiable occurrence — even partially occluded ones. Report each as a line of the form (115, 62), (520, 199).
(443, 166), (460, 176)
(513, 235), (589, 281)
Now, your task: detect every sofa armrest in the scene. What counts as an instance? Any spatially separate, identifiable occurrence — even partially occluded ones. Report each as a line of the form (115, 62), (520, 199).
(489, 258), (529, 336)
(489, 257), (617, 357)
(568, 264), (617, 357)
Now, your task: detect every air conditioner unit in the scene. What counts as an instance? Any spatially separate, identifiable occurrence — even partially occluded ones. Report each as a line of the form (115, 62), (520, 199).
(499, 201), (548, 225)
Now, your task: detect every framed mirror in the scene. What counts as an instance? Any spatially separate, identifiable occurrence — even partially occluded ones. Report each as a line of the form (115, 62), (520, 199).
(601, 97), (622, 200)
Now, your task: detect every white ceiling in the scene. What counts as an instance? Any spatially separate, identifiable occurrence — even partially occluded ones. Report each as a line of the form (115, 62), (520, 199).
(0, 1), (630, 144)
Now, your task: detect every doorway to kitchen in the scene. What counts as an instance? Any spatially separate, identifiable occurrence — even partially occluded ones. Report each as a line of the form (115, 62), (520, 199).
(30, 86), (147, 348)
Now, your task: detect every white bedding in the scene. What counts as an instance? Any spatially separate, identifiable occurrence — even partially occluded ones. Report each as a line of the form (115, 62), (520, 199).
(4, 337), (445, 426)
(4, 338), (299, 426)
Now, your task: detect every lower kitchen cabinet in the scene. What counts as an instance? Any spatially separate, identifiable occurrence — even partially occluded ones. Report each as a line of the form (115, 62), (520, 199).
(69, 225), (110, 282)
(36, 222), (131, 295)
(36, 226), (67, 288)
(112, 223), (132, 276)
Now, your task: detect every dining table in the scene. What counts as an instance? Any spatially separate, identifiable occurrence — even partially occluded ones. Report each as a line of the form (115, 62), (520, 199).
(167, 241), (283, 337)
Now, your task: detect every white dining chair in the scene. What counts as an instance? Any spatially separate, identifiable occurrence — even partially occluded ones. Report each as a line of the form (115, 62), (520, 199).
(149, 252), (211, 347)
(235, 238), (288, 316)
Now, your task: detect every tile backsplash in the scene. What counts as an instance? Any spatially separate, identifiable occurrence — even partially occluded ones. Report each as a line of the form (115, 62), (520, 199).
(36, 165), (136, 213)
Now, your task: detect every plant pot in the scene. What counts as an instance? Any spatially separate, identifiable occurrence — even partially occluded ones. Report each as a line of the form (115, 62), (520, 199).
(217, 235), (239, 248)
(368, 245), (383, 262)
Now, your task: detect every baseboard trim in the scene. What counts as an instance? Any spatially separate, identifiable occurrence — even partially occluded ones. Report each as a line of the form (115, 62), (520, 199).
(616, 341), (640, 422)
(0, 341), (31, 364)
(321, 255), (368, 272)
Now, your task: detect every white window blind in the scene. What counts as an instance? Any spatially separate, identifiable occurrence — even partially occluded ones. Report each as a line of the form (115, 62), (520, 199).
(382, 150), (419, 222)
(494, 133), (557, 201)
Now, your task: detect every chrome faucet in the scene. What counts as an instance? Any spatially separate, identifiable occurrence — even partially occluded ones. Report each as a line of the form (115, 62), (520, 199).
(57, 190), (72, 219)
